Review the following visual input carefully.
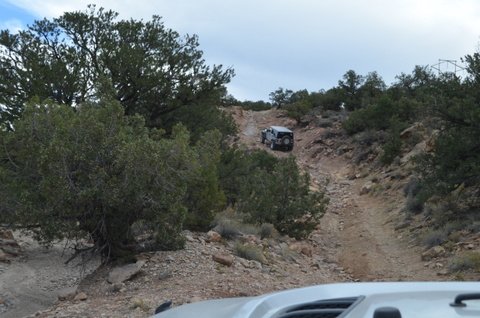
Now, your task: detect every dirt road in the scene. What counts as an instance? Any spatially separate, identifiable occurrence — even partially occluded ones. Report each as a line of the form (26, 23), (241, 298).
(234, 108), (442, 282)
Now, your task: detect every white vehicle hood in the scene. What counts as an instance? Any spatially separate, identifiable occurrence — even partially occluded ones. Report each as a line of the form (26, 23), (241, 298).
(154, 282), (480, 318)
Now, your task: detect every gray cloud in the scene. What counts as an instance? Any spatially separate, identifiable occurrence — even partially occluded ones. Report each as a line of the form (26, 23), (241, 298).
(7, 0), (480, 100)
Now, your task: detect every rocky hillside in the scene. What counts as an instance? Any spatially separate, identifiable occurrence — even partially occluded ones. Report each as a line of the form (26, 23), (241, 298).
(1, 107), (478, 318)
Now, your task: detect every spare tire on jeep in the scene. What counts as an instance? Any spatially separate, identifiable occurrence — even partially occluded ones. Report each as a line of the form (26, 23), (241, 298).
(281, 136), (293, 151)
(282, 136), (292, 146)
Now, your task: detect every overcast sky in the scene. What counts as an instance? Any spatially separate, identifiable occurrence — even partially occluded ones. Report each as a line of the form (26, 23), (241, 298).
(1, 0), (479, 101)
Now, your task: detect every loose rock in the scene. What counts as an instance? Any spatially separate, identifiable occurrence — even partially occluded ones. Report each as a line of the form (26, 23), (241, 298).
(289, 242), (313, 257)
(206, 231), (222, 243)
(57, 287), (77, 301)
(212, 254), (234, 266)
(74, 292), (88, 301)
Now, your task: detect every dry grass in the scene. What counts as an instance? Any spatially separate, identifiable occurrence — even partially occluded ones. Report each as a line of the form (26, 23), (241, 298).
(449, 252), (480, 272)
(234, 242), (267, 264)
(260, 223), (276, 239)
(130, 298), (151, 312)
(421, 229), (448, 248)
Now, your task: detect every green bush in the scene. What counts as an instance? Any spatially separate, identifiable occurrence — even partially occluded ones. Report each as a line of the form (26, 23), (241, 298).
(343, 95), (418, 135)
(405, 193), (424, 214)
(220, 150), (328, 239)
(343, 108), (370, 134)
(403, 177), (425, 214)
(238, 100), (272, 111)
(278, 218), (319, 241)
(403, 177), (422, 197)
(343, 96), (394, 134)
(285, 100), (313, 122)
(421, 221), (465, 249)
(318, 88), (344, 111)
(219, 148), (278, 205)
(411, 61), (480, 216)
(260, 223), (276, 239)
(0, 100), (194, 262)
(183, 130), (226, 231)
(422, 200), (459, 226)
(213, 218), (244, 239)
(212, 209), (261, 239)
(380, 136), (401, 164)
(239, 156), (328, 239)
(380, 117), (403, 165)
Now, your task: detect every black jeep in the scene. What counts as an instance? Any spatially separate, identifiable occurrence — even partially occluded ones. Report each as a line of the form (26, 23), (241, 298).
(261, 126), (294, 151)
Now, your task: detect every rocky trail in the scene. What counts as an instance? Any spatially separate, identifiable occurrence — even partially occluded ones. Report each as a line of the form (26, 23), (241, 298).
(307, 159), (440, 281)
(0, 107), (450, 318)
(235, 108), (445, 282)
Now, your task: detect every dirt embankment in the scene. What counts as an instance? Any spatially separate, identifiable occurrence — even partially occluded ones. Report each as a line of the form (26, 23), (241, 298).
(0, 234), (99, 318)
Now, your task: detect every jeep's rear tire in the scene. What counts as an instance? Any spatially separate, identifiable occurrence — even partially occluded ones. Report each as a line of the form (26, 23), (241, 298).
(261, 136), (265, 144)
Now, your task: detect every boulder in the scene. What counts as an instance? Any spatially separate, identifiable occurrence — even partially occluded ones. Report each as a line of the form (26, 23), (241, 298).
(188, 296), (203, 303)
(206, 230), (222, 243)
(400, 141), (426, 164)
(107, 260), (145, 284)
(57, 287), (78, 301)
(212, 253), (234, 266)
(74, 292), (88, 301)
(400, 123), (424, 140)
(289, 242), (313, 257)
(437, 269), (449, 276)
(184, 234), (195, 242)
